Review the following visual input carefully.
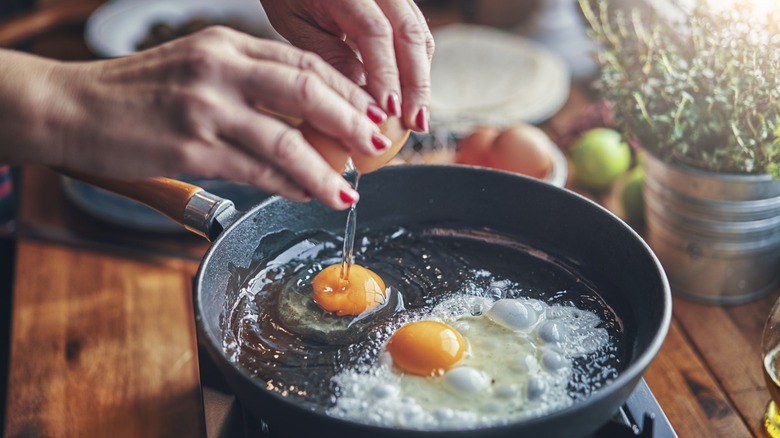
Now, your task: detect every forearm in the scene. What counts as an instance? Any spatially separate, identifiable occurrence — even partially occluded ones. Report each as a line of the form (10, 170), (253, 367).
(0, 49), (73, 167)
(0, 26), (386, 209)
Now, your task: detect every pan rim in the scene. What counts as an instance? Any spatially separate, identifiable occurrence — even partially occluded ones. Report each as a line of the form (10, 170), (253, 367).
(193, 164), (672, 435)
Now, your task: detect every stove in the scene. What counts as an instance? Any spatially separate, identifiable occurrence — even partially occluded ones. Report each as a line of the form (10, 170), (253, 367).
(197, 349), (677, 438)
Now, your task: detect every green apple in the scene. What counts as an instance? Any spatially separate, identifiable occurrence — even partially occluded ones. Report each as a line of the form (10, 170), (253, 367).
(620, 165), (645, 226)
(570, 128), (632, 191)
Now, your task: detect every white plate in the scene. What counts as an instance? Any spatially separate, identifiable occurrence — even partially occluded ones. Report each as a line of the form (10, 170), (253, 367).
(85, 0), (280, 57)
(430, 24), (570, 135)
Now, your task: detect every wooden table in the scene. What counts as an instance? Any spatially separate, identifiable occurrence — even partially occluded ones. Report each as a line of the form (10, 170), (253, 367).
(3, 3), (778, 437)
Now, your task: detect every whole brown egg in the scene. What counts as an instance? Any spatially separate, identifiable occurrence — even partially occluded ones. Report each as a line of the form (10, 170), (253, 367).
(455, 126), (500, 167)
(487, 124), (553, 180)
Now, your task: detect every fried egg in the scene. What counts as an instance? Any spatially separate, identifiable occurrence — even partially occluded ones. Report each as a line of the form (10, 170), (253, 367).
(327, 294), (610, 430)
(385, 320), (466, 376)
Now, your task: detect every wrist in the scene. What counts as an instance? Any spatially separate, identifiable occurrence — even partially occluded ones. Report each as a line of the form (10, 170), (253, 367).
(0, 50), (78, 167)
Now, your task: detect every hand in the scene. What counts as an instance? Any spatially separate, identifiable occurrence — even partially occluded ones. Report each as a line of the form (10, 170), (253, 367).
(259, 0), (435, 132)
(1, 27), (394, 209)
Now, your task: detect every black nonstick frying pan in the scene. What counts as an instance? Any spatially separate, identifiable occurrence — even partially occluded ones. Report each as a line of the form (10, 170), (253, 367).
(66, 165), (671, 437)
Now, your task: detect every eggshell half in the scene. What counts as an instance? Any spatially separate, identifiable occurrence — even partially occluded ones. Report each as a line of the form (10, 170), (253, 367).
(299, 118), (410, 174)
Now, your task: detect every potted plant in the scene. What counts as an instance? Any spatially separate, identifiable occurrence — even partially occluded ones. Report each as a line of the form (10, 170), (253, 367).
(579, 0), (780, 304)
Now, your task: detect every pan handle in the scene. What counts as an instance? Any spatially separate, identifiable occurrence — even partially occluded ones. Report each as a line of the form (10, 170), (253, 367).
(57, 168), (238, 241)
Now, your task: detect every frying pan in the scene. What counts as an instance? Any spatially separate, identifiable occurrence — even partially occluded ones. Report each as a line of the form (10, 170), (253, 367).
(67, 165), (671, 437)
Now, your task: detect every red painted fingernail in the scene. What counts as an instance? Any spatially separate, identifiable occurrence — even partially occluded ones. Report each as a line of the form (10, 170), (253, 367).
(386, 93), (401, 117)
(339, 188), (359, 205)
(371, 132), (391, 151)
(367, 102), (387, 124)
(415, 106), (429, 132)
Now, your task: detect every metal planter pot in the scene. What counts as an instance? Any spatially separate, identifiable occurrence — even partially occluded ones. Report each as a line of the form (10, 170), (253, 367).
(643, 152), (780, 304)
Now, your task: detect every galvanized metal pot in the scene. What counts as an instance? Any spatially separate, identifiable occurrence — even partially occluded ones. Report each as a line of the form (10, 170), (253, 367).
(643, 152), (780, 304)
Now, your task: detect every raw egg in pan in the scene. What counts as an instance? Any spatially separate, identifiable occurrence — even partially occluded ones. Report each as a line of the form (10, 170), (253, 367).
(276, 260), (399, 345)
(310, 264), (387, 317)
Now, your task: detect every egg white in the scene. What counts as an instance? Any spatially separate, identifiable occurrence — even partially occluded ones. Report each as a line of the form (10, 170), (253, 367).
(327, 295), (611, 430)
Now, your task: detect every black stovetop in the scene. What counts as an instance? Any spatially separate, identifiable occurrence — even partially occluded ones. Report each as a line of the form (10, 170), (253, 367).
(197, 349), (676, 438)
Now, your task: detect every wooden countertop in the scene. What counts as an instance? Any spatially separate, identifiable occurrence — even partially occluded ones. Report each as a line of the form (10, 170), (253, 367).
(2, 3), (778, 437)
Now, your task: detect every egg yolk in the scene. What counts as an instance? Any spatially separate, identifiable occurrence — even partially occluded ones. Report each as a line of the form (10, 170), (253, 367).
(310, 264), (386, 316)
(385, 321), (466, 376)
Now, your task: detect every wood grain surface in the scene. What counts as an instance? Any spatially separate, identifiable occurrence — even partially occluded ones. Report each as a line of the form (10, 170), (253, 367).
(5, 242), (202, 438)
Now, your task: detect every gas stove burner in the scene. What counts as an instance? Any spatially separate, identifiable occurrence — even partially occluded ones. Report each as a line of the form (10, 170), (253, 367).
(198, 350), (677, 438)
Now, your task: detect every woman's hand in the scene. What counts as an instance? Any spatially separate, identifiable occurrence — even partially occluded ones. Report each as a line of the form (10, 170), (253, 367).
(1, 27), (396, 209)
(259, 0), (435, 133)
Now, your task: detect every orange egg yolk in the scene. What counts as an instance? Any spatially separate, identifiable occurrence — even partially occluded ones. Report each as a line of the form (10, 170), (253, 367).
(310, 264), (386, 316)
(385, 321), (466, 376)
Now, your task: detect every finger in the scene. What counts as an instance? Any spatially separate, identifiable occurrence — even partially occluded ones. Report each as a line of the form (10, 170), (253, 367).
(258, 16), (368, 85)
(211, 142), (312, 203)
(233, 59), (391, 158)
(304, 32), (366, 86)
(226, 32), (382, 123)
(406, 0), (435, 61)
(377, 0), (433, 132)
(219, 109), (359, 210)
(323, 0), (402, 119)
(168, 130), (311, 202)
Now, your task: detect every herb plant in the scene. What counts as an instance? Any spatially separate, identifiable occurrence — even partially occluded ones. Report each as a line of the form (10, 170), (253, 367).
(580, 0), (780, 177)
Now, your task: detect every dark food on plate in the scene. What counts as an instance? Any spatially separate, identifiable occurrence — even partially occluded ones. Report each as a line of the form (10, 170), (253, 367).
(135, 16), (273, 50)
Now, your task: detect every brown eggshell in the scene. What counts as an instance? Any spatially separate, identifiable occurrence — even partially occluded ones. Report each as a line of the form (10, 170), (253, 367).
(487, 124), (553, 179)
(455, 127), (500, 167)
(297, 123), (347, 171)
(299, 118), (410, 174)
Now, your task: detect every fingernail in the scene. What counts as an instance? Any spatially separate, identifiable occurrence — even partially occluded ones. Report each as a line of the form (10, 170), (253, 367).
(339, 188), (359, 205)
(302, 190), (313, 201)
(367, 102), (388, 124)
(386, 93), (401, 117)
(415, 106), (429, 132)
(371, 132), (391, 151)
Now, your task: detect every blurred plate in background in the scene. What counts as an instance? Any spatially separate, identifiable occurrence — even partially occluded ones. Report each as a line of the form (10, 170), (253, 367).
(85, 0), (280, 57)
(430, 24), (570, 135)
